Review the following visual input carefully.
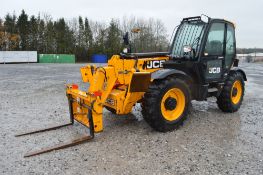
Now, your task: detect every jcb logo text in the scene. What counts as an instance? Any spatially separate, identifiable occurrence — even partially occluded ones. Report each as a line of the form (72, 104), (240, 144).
(209, 67), (221, 74)
(145, 60), (165, 69)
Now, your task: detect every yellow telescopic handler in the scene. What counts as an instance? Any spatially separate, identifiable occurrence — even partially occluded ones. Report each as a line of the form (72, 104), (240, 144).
(16, 16), (246, 157)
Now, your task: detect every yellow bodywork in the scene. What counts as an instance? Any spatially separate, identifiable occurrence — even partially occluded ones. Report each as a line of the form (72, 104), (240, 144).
(66, 55), (169, 133)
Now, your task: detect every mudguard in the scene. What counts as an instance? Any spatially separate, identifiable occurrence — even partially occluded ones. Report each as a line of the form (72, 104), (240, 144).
(230, 68), (247, 81)
(151, 69), (193, 83)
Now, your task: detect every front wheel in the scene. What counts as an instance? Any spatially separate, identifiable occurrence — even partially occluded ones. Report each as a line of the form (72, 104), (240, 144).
(217, 71), (245, 112)
(142, 77), (191, 132)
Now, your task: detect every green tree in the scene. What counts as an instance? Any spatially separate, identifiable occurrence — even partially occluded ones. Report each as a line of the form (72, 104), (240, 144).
(94, 28), (106, 54)
(84, 18), (93, 61)
(78, 16), (84, 47)
(0, 18), (5, 50)
(0, 18), (2, 33)
(37, 18), (45, 53)
(105, 19), (122, 57)
(17, 10), (29, 50)
(76, 16), (85, 61)
(64, 27), (75, 54)
(4, 13), (16, 34)
(28, 15), (38, 50)
(54, 18), (75, 54)
(54, 18), (67, 53)
(44, 20), (56, 53)
(2, 13), (19, 50)
(84, 18), (93, 47)
(0, 18), (2, 28)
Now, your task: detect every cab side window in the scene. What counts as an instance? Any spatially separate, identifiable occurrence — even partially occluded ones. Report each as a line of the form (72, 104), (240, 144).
(225, 24), (235, 69)
(204, 23), (225, 56)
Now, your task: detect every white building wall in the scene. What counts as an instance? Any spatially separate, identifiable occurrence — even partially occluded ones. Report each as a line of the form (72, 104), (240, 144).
(0, 51), (37, 63)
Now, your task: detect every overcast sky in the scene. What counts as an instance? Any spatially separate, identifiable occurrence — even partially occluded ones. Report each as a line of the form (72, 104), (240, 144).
(0, 0), (262, 48)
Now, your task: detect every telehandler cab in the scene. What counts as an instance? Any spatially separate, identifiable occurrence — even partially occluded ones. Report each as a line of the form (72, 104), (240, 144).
(17, 16), (246, 157)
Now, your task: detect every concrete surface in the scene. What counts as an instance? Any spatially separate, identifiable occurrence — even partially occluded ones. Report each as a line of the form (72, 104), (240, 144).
(0, 63), (262, 175)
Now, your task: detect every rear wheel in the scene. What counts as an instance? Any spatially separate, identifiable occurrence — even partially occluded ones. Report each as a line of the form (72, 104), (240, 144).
(142, 77), (190, 132)
(217, 71), (245, 112)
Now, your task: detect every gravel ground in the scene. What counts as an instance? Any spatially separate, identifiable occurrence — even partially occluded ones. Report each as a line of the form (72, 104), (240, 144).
(0, 63), (262, 175)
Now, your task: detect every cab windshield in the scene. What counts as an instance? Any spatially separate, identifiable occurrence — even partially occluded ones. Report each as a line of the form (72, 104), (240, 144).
(171, 20), (206, 59)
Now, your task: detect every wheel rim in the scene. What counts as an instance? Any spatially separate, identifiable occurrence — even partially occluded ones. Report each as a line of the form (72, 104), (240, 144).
(231, 80), (242, 104)
(161, 88), (185, 121)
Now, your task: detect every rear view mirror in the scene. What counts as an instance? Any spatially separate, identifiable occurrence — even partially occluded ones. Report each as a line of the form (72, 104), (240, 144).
(183, 45), (196, 59)
(183, 45), (192, 53)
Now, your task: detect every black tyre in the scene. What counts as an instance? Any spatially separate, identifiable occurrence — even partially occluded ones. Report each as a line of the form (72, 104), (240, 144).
(217, 71), (245, 112)
(142, 77), (191, 132)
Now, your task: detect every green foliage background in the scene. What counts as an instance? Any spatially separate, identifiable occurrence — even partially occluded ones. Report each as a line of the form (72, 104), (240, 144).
(0, 10), (169, 62)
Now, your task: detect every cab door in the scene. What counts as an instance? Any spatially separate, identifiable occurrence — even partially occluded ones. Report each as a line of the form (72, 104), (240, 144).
(224, 24), (236, 70)
(201, 22), (226, 83)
